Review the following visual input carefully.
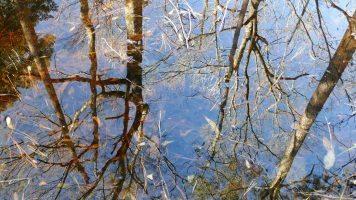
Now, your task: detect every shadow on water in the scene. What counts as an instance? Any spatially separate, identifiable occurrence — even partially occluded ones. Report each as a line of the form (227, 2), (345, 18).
(0, 0), (355, 199)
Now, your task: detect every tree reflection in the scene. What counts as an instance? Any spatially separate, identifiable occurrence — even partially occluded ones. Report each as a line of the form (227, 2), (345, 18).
(0, 0), (56, 111)
(0, 0), (354, 199)
(0, 0), (149, 199)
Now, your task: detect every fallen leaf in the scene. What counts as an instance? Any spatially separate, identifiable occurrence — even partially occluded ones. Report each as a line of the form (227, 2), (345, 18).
(69, 26), (76, 32)
(204, 116), (220, 137)
(39, 181), (47, 186)
(323, 150), (335, 170)
(322, 137), (332, 150)
(146, 174), (153, 181)
(161, 140), (173, 146)
(138, 142), (146, 146)
(187, 175), (195, 183)
(13, 192), (18, 200)
(245, 160), (251, 169)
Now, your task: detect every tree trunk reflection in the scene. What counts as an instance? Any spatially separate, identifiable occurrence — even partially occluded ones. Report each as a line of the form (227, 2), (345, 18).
(15, 0), (148, 198)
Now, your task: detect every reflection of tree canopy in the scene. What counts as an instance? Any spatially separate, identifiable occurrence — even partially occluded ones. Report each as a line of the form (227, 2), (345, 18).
(0, 0), (57, 25)
(0, 0), (57, 61)
(0, 0), (57, 111)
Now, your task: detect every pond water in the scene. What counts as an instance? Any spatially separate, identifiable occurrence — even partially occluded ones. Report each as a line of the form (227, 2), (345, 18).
(0, 0), (355, 199)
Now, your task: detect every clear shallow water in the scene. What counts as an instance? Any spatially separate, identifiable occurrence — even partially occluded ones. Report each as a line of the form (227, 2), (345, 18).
(0, 0), (355, 199)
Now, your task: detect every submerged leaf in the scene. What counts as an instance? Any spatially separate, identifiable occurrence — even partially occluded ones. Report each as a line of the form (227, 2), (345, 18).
(204, 116), (220, 137)
(323, 150), (335, 170)
(39, 181), (47, 186)
(69, 26), (76, 32)
(13, 192), (18, 200)
(322, 137), (332, 151)
(138, 142), (146, 146)
(187, 175), (195, 183)
(245, 160), (251, 169)
(161, 140), (173, 146)
(146, 174), (153, 181)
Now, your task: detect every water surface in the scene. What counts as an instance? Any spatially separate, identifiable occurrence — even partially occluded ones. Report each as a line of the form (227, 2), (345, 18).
(0, 0), (355, 199)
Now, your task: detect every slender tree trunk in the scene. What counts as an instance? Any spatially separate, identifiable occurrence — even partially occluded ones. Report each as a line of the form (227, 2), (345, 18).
(111, 1), (148, 198)
(269, 11), (356, 199)
(79, 0), (100, 175)
(16, 0), (90, 184)
(16, 0), (68, 133)
(215, 0), (261, 157)
(217, 0), (250, 135)
(125, 0), (143, 98)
